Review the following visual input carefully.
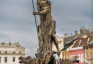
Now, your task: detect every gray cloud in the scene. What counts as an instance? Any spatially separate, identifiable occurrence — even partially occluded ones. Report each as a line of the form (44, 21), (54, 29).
(51, 0), (92, 36)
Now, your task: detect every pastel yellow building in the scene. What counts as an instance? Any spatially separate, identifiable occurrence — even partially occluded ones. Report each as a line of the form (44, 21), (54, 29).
(83, 41), (93, 64)
(61, 39), (77, 59)
(62, 51), (70, 59)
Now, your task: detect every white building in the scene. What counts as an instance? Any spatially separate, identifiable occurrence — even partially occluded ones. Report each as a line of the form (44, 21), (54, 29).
(52, 36), (64, 59)
(0, 42), (25, 64)
(52, 36), (64, 51)
(88, 25), (93, 31)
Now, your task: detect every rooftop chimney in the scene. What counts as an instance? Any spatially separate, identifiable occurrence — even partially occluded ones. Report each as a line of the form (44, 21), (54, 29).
(75, 30), (78, 35)
(64, 33), (68, 38)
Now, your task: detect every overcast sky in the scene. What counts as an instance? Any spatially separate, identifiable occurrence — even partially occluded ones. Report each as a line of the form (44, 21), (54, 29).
(0, 0), (92, 57)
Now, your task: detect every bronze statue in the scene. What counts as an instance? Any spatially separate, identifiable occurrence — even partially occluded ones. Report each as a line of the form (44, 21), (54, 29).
(33, 0), (60, 63)
(33, 0), (59, 55)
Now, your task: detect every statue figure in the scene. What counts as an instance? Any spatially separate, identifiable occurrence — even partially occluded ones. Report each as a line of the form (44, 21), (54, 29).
(33, 0), (60, 64)
(33, 0), (59, 55)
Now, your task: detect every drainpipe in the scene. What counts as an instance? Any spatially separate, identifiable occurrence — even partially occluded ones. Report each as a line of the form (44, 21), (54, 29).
(78, 40), (81, 47)
(87, 38), (90, 44)
(84, 48), (85, 64)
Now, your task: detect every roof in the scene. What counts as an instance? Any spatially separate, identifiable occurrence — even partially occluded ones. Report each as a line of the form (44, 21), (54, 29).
(70, 47), (83, 50)
(73, 36), (93, 48)
(62, 38), (78, 51)
(83, 41), (93, 48)
(0, 42), (25, 49)
(64, 35), (78, 45)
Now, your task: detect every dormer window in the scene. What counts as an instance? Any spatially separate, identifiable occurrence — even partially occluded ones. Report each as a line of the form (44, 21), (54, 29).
(13, 52), (15, 54)
(9, 43), (11, 46)
(5, 51), (7, 54)
(2, 43), (4, 45)
(4, 57), (7, 63)
(19, 52), (21, 54)
(0, 57), (1, 63)
(13, 57), (15, 62)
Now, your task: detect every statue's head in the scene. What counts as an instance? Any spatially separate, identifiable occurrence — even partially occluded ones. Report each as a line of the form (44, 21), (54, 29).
(38, 0), (51, 6)
(37, 1), (46, 6)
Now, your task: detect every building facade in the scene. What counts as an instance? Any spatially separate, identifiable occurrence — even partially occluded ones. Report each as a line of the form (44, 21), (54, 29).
(52, 36), (64, 51)
(69, 36), (93, 64)
(52, 36), (64, 59)
(61, 38), (78, 59)
(64, 29), (93, 46)
(0, 42), (25, 64)
(62, 43), (75, 59)
(83, 42), (93, 64)
(62, 51), (70, 59)
(70, 47), (84, 64)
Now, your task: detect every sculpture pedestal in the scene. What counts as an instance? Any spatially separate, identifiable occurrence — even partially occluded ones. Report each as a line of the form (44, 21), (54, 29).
(35, 51), (53, 64)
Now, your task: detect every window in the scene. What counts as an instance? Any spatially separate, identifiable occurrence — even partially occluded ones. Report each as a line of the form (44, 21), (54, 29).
(48, 48), (50, 50)
(63, 54), (64, 59)
(86, 53), (88, 60)
(13, 52), (15, 54)
(90, 46), (92, 49)
(65, 54), (66, 59)
(5, 51), (7, 54)
(13, 57), (15, 62)
(59, 41), (62, 44)
(86, 47), (88, 49)
(90, 62), (93, 64)
(9, 43), (11, 46)
(77, 55), (80, 60)
(4, 57), (7, 63)
(0, 57), (1, 63)
(90, 52), (92, 59)
(68, 54), (69, 58)
(19, 52), (21, 54)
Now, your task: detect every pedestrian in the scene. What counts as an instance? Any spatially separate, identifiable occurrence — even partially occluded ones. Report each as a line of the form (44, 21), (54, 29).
(53, 52), (59, 64)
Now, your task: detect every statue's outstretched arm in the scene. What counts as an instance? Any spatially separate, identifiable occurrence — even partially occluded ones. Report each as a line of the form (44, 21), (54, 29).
(33, 6), (49, 15)
(33, 12), (39, 15)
